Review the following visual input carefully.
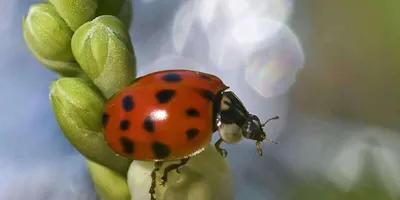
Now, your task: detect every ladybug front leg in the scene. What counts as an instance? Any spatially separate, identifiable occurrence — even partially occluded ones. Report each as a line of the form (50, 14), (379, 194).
(160, 158), (190, 186)
(214, 138), (228, 157)
(149, 161), (163, 200)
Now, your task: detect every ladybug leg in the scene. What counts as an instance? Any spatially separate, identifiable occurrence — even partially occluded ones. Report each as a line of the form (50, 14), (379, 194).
(160, 158), (190, 186)
(149, 161), (163, 200)
(214, 138), (228, 157)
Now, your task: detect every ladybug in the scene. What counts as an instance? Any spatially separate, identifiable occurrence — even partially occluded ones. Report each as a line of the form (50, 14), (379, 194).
(102, 69), (278, 200)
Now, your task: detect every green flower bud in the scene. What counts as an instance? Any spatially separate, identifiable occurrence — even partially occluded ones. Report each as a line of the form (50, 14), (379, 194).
(96, 0), (133, 28)
(50, 77), (132, 175)
(71, 15), (136, 98)
(22, 3), (81, 76)
(45, 0), (98, 31)
(87, 160), (130, 200)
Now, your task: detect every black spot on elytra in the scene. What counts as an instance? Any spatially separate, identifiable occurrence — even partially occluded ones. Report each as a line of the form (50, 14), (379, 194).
(102, 112), (109, 127)
(197, 89), (215, 101)
(120, 120), (131, 131)
(120, 137), (134, 154)
(186, 108), (200, 117)
(152, 141), (170, 159)
(161, 73), (183, 82)
(122, 95), (134, 112)
(143, 116), (155, 133)
(155, 89), (176, 104)
(186, 128), (199, 140)
(199, 74), (212, 81)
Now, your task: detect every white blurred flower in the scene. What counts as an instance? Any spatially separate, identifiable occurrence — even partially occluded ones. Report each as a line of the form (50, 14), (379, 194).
(325, 126), (400, 198)
(325, 137), (369, 191)
(244, 21), (304, 98)
(374, 145), (400, 198)
(172, 0), (294, 70)
(127, 145), (233, 200)
(172, 0), (199, 54)
(278, 117), (400, 199)
(170, 0), (301, 98)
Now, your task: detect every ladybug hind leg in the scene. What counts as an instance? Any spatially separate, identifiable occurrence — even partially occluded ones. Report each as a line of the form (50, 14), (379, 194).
(160, 158), (190, 186)
(150, 161), (163, 200)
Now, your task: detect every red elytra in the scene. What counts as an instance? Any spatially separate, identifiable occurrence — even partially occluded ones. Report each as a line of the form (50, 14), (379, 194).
(102, 69), (228, 161)
(133, 69), (229, 94)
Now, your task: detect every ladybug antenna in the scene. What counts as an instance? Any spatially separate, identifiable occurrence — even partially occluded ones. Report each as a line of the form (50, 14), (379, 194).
(256, 116), (279, 156)
(261, 116), (279, 128)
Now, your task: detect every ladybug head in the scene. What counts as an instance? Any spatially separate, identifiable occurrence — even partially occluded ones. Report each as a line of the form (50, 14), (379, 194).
(242, 114), (279, 156)
(216, 91), (279, 156)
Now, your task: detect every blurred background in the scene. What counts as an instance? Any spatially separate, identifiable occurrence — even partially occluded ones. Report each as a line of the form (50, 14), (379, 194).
(1, 0), (399, 199)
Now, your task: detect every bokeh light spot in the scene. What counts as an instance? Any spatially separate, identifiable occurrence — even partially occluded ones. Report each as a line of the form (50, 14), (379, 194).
(244, 21), (304, 98)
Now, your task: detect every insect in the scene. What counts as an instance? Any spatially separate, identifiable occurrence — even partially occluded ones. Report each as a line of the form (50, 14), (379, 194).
(102, 69), (278, 200)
